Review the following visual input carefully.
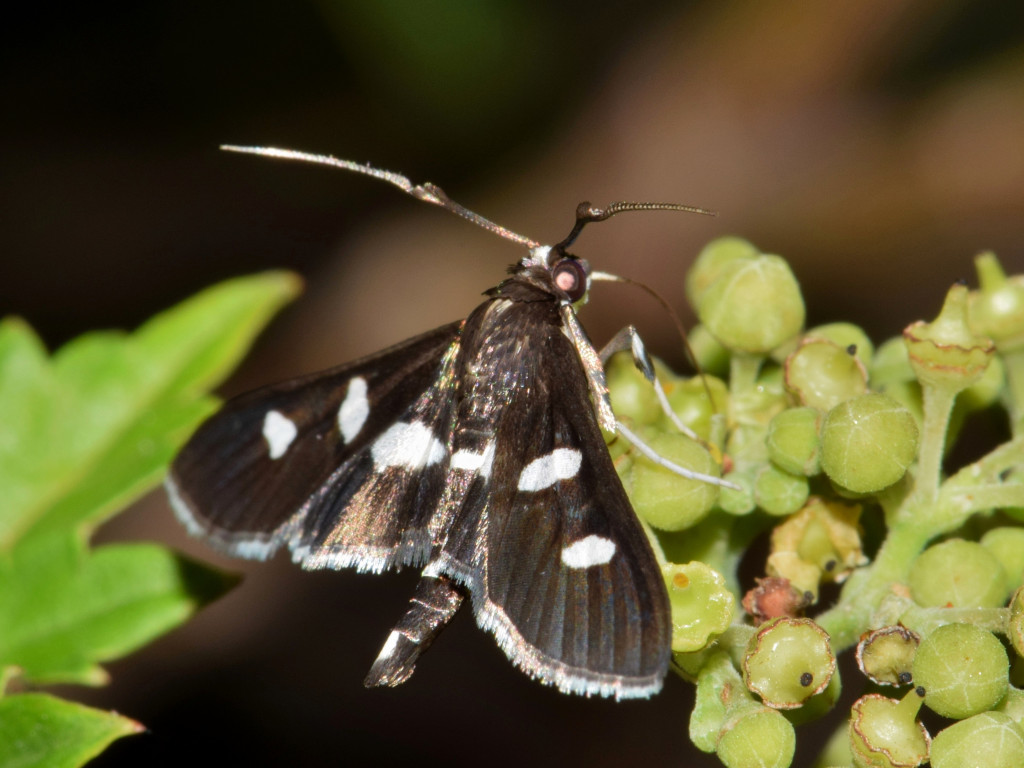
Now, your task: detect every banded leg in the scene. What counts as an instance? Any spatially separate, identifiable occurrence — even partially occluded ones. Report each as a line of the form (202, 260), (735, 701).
(599, 325), (699, 440)
(364, 573), (465, 687)
(600, 326), (737, 490)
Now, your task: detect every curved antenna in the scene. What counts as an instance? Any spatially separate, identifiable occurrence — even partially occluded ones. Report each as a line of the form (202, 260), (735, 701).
(591, 270), (719, 411)
(557, 200), (716, 249)
(221, 145), (540, 249)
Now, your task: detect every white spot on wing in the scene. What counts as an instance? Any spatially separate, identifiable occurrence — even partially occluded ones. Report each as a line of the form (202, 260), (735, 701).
(517, 447), (582, 492)
(450, 441), (495, 478)
(338, 375), (370, 444)
(262, 410), (297, 459)
(377, 630), (401, 661)
(561, 535), (616, 568)
(371, 421), (445, 470)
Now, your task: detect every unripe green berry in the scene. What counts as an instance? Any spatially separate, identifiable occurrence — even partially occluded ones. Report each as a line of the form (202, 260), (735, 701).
(717, 707), (796, 768)
(718, 469), (756, 515)
(969, 252), (1024, 352)
(686, 236), (759, 310)
(871, 336), (916, 386)
(767, 406), (822, 476)
(856, 625), (921, 687)
(629, 433), (718, 530)
(913, 623), (1009, 719)
(687, 323), (731, 377)
(784, 338), (868, 411)
(755, 463), (809, 516)
(930, 711), (1024, 768)
(698, 254), (805, 355)
(848, 690), (930, 768)
(743, 617), (835, 709)
(659, 373), (728, 441)
(957, 353), (1005, 412)
(980, 527), (1024, 595)
(820, 394), (919, 493)
(904, 283), (995, 392)
(662, 562), (734, 652)
(1008, 587), (1024, 659)
(909, 538), (1009, 609)
(805, 321), (875, 368)
(606, 351), (662, 425)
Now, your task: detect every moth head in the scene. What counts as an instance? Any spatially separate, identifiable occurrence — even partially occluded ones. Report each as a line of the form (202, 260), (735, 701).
(524, 245), (592, 304)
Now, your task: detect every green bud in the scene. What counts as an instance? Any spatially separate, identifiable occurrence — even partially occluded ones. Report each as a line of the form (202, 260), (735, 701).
(755, 463), (810, 516)
(766, 406), (822, 476)
(717, 707), (796, 768)
(686, 236), (759, 310)
(969, 252), (1024, 352)
(913, 623), (1009, 719)
(718, 469), (756, 515)
(820, 394), (919, 493)
(743, 617), (835, 709)
(904, 283), (995, 392)
(629, 433), (718, 530)
(909, 538), (1009, 609)
(872, 336), (916, 387)
(1008, 587), (1024, 659)
(687, 323), (732, 377)
(957, 353), (1006, 412)
(662, 562), (734, 652)
(856, 625), (921, 687)
(698, 254), (805, 355)
(930, 711), (1024, 768)
(606, 351), (662, 426)
(659, 373), (729, 441)
(980, 527), (1024, 595)
(848, 690), (930, 768)
(996, 684), (1024, 725)
(805, 321), (875, 369)
(785, 338), (868, 410)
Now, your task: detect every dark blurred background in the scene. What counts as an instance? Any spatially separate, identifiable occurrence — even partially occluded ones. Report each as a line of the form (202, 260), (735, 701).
(4, 1), (1022, 766)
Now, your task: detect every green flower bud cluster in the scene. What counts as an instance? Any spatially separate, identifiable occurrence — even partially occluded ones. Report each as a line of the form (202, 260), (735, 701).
(602, 242), (1024, 768)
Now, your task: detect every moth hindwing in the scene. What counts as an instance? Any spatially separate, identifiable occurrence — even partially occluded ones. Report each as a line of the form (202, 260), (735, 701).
(168, 147), (713, 700)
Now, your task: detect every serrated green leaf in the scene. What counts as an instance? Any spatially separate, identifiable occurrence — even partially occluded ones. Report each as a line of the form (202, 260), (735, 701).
(0, 271), (301, 549)
(0, 693), (143, 768)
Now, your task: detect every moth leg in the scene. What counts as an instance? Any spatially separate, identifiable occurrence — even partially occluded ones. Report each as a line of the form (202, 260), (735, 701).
(600, 326), (739, 491)
(598, 326), (699, 440)
(364, 573), (465, 688)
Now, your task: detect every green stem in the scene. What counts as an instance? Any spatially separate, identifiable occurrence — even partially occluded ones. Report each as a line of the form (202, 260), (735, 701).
(914, 383), (958, 504)
(1002, 348), (1024, 438)
(729, 353), (763, 396)
(816, 510), (932, 650)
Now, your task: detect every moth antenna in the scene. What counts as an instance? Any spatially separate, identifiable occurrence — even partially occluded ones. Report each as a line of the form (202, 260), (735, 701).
(557, 200), (716, 250)
(220, 145), (540, 249)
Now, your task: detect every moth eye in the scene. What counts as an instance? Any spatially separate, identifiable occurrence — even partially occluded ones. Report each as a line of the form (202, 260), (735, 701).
(552, 259), (588, 302)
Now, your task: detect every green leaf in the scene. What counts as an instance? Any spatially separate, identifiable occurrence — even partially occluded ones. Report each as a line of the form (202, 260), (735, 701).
(0, 270), (300, 686)
(0, 536), (238, 684)
(0, 270), (302, 548)
(0, 693), (143, 768)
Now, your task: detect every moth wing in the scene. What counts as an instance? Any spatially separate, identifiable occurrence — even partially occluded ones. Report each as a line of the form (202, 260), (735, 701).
(167, 321), (462, 572)
(435, 315), (671, 699)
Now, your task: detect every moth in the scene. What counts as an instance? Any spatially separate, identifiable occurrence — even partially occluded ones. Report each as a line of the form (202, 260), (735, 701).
(167, 146), (726, 700)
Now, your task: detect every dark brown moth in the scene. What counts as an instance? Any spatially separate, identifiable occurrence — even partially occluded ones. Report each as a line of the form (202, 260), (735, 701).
(167, 146), (724, 699)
